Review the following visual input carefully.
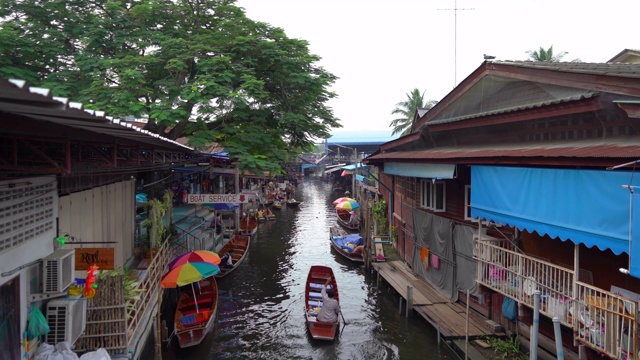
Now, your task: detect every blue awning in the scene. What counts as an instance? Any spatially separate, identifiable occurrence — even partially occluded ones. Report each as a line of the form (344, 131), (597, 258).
(471, 165), (639, 255)
(341, 163), (364, 171)
(384, 162), (455, 179)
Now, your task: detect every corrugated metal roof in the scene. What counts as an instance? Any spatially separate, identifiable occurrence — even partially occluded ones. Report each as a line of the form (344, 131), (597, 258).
(429, 93), (596, 125)
(367, 138), (640, 161)
(0, 78), (192, 152)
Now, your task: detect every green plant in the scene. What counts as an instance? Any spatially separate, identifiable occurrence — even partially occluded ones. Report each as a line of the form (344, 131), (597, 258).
(372, 199), (387, 233)
(141, 192), (173, 248)
(389, 225), (398, 246)
(484, 336), (526, 360)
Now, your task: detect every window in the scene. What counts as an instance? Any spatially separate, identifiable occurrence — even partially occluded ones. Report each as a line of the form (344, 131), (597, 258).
(464, 185), (472, 220)
(419, 179), (446, 212)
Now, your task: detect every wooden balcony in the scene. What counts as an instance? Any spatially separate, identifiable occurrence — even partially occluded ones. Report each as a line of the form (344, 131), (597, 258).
(476, 240), (637, 359)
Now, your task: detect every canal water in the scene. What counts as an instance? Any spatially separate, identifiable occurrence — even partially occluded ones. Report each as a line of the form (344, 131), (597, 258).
(161, 179), (454, 360)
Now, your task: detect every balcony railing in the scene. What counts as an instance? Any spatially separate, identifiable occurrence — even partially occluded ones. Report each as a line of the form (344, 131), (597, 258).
(574, 282), (637, 359)
(476, 240), (637, 359)
(126, 240), (170, 346)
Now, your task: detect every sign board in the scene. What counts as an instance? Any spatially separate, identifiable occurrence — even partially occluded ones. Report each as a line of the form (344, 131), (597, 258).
(75, 247), (115, 270)
(187, 193), (250, 204)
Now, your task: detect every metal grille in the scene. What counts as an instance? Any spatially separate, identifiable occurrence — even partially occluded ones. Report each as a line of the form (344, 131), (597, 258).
(0, 178), (57, 253)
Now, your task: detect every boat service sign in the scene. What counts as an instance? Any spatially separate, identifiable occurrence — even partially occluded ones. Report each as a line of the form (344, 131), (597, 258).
(187, 194), (250, 204)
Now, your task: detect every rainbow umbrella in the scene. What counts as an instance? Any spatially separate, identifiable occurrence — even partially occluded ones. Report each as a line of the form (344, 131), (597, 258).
(332, 197), (356, 205)
(161, 261), (220, 288)
(161, 261), (220, 312)
(168, 250), (221, 269)
(335, 199), (360, 211)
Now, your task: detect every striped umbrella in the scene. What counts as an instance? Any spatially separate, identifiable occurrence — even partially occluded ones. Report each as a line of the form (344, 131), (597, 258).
(335, 199), (360, 211)
(332, 197), (356, 205)
(168, 250), (221, 269)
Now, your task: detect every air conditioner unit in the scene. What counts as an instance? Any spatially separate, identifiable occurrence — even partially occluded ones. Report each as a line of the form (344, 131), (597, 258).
(42, 249), (75, 293)
(45, 298), (87, 346)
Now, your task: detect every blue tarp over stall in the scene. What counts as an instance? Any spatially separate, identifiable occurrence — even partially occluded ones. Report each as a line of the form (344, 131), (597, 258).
(331, 233), (363, 252)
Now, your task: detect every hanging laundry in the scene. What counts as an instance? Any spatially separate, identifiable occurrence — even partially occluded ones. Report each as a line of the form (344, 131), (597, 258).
(431, 253), (440, 269)
(420, 247), (429, 271)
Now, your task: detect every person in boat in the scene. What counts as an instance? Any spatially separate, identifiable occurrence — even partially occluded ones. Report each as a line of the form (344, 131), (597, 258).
(348, 211), (358, 226)
(258, 209), (264, 218)
(344, 242), (357, 252)
(317, 278), (340, 323)
(220, 249), (234, 268)
(353, 245), (365, 254)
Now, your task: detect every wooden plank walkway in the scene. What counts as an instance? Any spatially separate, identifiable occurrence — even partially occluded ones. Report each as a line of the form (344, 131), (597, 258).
(372, 261), (492, 340)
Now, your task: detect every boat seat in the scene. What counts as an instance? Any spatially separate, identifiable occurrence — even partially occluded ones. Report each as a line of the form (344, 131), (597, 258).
(180, 314), (196, 326)
(309, 283), (332, 290)
(179, 311), (210, 326)
(309, 292), (323, 299)
(308, 300), (323, 307)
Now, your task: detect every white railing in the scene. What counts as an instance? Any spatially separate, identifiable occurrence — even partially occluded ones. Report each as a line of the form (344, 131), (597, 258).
(476, 241), (574, 325)
(574, 283), (637, 359)
(476, 240), (638, 359)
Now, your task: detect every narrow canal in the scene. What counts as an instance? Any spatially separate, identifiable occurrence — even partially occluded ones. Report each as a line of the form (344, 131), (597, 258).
(161, 179), (454, 359)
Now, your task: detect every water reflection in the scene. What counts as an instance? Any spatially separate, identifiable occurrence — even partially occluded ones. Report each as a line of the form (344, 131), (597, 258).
(162, 179), (452, 359)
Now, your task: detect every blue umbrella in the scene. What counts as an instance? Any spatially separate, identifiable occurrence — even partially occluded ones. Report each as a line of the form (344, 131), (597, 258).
(202, 203), (239, 211)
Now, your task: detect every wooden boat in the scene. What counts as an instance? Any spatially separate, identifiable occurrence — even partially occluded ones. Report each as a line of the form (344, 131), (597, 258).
(336, 209), (359, 231)
(286, 199), (302, 207)
(329, 225), (364, 263)
(239, 216), (257, 235)
(173, 277), (218, 348)
(305, 265), (340, 341)
(215, 235), (250, 278)
(258, 212), (276, 221)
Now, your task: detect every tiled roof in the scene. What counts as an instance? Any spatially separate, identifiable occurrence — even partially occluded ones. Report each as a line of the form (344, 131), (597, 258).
(367, 138), (640, 162)
(491, 60), (640, 78)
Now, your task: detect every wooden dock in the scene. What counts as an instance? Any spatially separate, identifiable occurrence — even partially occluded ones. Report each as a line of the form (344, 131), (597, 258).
(372, 261), (491, 340)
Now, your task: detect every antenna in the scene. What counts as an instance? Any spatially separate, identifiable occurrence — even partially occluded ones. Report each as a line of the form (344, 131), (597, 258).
(438, 0), (475, 87)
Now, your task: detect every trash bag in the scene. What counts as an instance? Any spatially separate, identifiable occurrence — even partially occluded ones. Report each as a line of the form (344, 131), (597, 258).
(28, 306), (50, 338)
(79, 348), (111, 360)
(502, 297), (517, 322)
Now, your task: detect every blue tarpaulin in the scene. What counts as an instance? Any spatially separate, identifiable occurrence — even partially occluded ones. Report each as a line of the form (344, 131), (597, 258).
(332, 233), (363, 252)
(471, 165), (640, 255)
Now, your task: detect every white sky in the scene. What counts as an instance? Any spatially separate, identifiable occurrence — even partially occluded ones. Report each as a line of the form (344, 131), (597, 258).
(236, 0), (640, 134)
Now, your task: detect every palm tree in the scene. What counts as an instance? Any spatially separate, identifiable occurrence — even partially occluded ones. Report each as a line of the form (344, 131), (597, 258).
(390, 89), (438, 136)
(526, 45), (567, 62)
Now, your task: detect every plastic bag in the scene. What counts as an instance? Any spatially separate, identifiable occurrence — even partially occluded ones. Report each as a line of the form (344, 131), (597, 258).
(28, 306), (50, 338)
(79, 348), (111, 360)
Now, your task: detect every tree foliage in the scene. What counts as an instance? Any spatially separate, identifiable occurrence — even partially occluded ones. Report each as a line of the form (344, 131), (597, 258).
(389, 88), (437, 136)
(526, 45), (567, 62)
(0, 0), (340, 174)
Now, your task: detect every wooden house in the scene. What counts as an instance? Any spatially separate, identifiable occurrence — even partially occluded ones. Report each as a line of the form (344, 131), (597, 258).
(365, 59), (640, 359)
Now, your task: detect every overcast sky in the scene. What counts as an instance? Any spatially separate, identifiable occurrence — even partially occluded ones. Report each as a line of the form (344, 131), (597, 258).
(236, 0), (640, 135)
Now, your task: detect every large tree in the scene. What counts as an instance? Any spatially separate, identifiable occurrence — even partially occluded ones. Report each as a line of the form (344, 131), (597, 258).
(0, 0), (340, 174)
(389, 89), (437, 136)
(526, 45), (567, 62)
